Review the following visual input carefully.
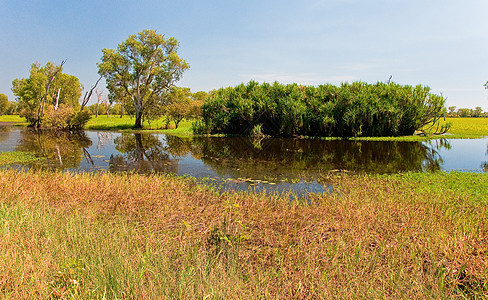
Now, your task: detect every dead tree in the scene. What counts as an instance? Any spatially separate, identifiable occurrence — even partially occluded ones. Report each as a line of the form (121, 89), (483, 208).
(95, 89), (103, 117)
(102, 94), (111, 117)
(80, 75), (102, 111)
(54, 88), (61, 110)
(36, 59), (66, 128)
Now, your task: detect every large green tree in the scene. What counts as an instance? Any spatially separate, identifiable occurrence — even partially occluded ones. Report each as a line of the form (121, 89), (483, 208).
(12, 61), (83, 127)
(0, 94), (8, 116)
(98, 29), (189, 128)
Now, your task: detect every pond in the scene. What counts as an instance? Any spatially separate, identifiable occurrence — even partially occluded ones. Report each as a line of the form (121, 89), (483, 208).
(1, 126), (487, 197)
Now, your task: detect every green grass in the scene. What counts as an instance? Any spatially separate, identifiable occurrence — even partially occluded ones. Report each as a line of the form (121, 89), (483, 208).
(438, 117), (488, 138)
(85, 115), (193, 136)
(396, 171), (488, 202)
(3, 114), (488, 140)
(0, 151), (42, 165)
(85, 115), (135, 130)
(342, 117), (488, 141)
(0, 115), (28, 125)
(0, 170), (487, 298)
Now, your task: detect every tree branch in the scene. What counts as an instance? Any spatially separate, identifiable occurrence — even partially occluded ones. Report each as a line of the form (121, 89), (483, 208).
(36, 59), (66, 128)
(80, 75), (102, 111)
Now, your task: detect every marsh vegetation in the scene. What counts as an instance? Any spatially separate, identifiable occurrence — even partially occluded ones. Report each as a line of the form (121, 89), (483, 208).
(0, 170), (487, 298)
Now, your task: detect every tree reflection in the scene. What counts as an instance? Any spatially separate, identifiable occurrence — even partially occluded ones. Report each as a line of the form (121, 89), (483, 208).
(16, 129), (92, 169)
(0, 126), (10, 144)
(164, 135), (200, 158)
(9, 128), (459, 177)
(110, 133), (177, 173)
(482, 143), (488, 172)
(189, 137), (449, 180)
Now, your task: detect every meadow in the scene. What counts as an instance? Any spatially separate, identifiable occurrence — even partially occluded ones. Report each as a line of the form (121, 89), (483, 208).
(0, 115), (28, 125)
(437, 117), (488, 138)
(79, 115), (488, 140)
(84, 115), (194, 136)
(0, 169), (487, 299)
(1, 115), (487, 139)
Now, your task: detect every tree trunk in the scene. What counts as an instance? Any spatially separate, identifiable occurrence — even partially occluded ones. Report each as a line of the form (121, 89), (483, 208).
(80, 76), (102, 111)
(37, 60), (66, 128)
(135, 110), (143, 128)
(133, 94), (144, 128)
(54, 88), (61, 110)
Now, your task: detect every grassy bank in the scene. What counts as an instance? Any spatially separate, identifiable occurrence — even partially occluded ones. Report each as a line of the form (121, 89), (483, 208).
(2, 115), (488, 140)
(84, 115), (488, 140)
(0, 170), (487, 298)
(0, 115), (28, 125)
(437, 117), (488, 138)
(85, 115), (193, 136)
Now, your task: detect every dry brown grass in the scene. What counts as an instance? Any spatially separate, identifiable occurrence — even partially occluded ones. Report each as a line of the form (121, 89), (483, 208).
(0, 170), (487, 299)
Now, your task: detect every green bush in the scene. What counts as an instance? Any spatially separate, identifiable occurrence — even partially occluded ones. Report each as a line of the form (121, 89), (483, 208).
(42, 105), (90, 131)
(197, 81), (446, 137)
(69, 110), (91, 130)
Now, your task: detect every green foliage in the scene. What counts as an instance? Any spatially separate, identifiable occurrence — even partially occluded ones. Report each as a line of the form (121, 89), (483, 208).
(250, 124), (264, 138)
(11, 62), (83, 126)
(0, 94), (8, 115)
(450, 107), (486, 118)
(198, 81), (447, 137)
(5, 101), (18, 115)
(69, 111), (91, 130)
(164, 87), (203, 129)
(98, 29), (190, 128)
(0, 115), (27, 124)
(111, 103), (124, 116)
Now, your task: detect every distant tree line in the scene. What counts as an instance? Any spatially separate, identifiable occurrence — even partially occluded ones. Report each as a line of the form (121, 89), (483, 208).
(447, 106), (487, 118)
(194, 81), (448, 138)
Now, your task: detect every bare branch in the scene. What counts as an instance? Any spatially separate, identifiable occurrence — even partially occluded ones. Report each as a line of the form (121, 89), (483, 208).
(80, 75), (102, 111)
(36, 59), (66, 128)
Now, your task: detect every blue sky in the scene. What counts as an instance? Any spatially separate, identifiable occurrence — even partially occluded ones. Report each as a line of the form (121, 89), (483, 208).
(1, 0), (487, 108)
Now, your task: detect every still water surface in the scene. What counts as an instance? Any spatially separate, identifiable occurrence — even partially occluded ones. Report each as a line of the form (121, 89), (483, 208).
(1, 127), (487, 196)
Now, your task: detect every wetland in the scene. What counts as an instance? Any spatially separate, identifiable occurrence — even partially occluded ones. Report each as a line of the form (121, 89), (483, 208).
(1, 125), (487, 196)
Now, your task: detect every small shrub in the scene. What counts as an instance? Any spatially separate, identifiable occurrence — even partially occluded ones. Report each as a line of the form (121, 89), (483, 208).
(69, 111), (91, 130)
(43, 105), (75, 130)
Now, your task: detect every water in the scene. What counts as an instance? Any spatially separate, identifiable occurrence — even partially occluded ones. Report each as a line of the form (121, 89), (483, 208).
(1, 126), (487, 196)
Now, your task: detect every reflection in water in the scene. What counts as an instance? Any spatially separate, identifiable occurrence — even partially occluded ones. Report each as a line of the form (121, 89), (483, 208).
(0, 126), (10, 144)
(190, 137), (448, 180)
(483, 143), (488, 172)
(4, 127), (487, 195)
(97, 132), (113, 151)
(16, 129), (92, 170)
(8, 129), (454, 176)
(110, 133), (177, 173)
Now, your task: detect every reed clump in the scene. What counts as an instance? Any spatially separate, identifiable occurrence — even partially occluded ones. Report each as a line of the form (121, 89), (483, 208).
(0, 170), (487, 299)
